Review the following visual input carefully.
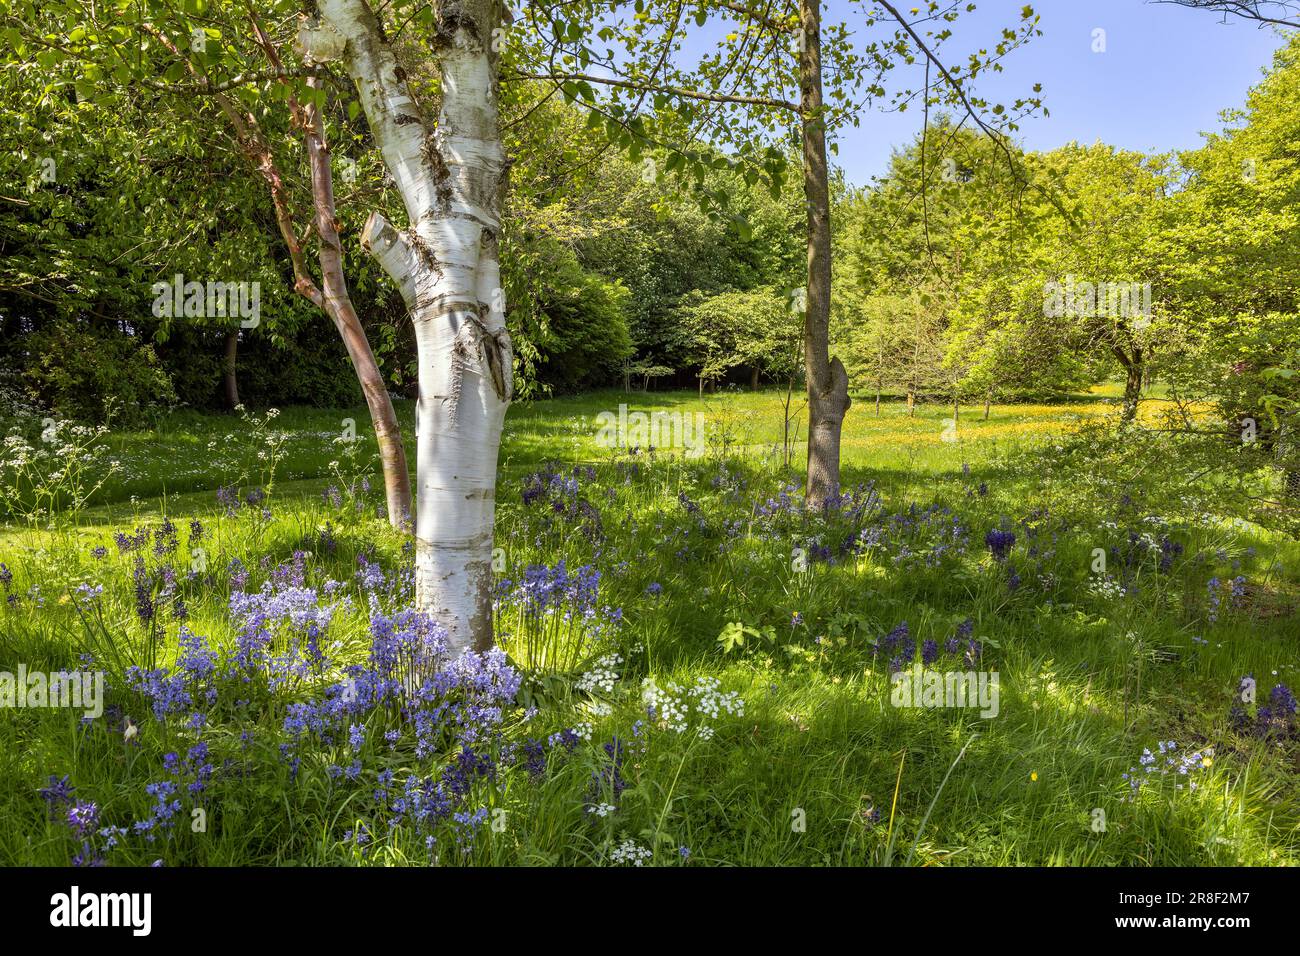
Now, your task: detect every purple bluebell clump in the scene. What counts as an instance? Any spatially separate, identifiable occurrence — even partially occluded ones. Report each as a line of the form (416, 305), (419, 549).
(985, 527), (1016, 562)
(40, 775), (76, 815)
(1232, 676), (1297, 739)
(229, 582), (340, 683)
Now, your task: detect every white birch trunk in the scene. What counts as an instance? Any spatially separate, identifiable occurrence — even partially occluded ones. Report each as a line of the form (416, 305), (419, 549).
(313, 0), (512, 654)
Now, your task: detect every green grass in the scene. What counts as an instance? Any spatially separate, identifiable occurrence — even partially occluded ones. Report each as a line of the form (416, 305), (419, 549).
(1, 387), (1297, 866)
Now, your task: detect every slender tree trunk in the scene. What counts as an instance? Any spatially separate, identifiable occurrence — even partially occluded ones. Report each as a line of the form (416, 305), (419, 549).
(875, 389), (881, 417)
(984, 397), (991, 420)
(191, 18), (415, 530)
(222, 329), (240, 409)
(908, 390), (916, 417)
(751, 366), (760, 390)
(321, 0), (512, 654)
(783, 370), (797, 469)
(302, 77), (412, 529)
(699, 374), (705, 398)
(953, 396), (959, 423)
(800, 0), (849, 509)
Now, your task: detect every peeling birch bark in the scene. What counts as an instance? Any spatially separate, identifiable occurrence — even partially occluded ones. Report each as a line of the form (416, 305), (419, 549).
(317, 0), (512, 654)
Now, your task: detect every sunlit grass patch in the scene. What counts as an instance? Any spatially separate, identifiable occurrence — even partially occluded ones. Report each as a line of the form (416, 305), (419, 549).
(1, 388), (1298, 866)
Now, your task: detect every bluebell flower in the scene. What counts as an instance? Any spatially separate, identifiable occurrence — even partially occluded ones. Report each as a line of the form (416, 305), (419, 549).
(68, 817), (104, 862)
(39, 775), (75, 814)
(985, 527), (1016, 562)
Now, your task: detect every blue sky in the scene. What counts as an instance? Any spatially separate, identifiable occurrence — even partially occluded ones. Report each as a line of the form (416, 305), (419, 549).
(823, 0), (1292, 186)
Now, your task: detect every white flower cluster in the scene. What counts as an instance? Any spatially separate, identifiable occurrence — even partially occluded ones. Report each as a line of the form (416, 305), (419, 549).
(1087, 577), (1127, 599)
(641, 675), (745, 735)
(576, 653), (622, 695)
(610, 839), (652, 866)
(642, 678), (690, 732)
(689, 676), (745, 721)
(1, 424), (109, 469)
(587, 803), (617, 818)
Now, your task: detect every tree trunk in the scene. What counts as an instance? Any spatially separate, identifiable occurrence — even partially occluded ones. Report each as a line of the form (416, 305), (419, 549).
(907, 390), (916, 417)
(1118, 346), (1143, 424)
(800, 0), (849, 510)
(302, 77), (412, 529)
(751, 366), (760, 390)
(321, 0), (512, 655)
(222, 329), (240, 409)
(1272, 420), (1300, 498)
(699, 374), (705, 398)
(875, 390), (881, 417)
(984, 398), (991, 420)
(202, 20), (414, 530)
(953, 397), (959, 423)
(1123, 366), (1142, 423)
(783, 372), (797, 469)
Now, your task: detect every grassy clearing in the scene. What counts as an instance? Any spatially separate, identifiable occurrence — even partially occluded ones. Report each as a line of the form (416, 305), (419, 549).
(1, 387), (1297, 866)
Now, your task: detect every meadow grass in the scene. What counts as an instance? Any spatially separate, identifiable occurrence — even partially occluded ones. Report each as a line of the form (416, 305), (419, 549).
(1, 386), (1296, 866)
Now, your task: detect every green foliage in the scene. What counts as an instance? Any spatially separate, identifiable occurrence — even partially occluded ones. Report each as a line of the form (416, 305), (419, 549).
(503, 235), (633, 396)
(17, 320), (176, 427)
(1149, 32), (1300, 498)
(674, 284), (801, 387)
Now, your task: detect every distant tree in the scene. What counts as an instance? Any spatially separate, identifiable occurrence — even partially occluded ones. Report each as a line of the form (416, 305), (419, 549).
(675, 285), (801, 393)
(1158, 31), (1300, 499)
(518, 0), (1044, 507)
(838, 122), (1049, 415)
